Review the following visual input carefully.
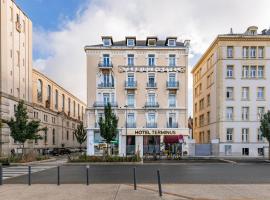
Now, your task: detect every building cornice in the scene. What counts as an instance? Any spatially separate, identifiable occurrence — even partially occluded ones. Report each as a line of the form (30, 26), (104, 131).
(191, 35), (270, 73)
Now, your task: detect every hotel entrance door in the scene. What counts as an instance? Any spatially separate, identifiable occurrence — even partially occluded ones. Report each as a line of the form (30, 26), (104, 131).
(143, 136), (160, 155)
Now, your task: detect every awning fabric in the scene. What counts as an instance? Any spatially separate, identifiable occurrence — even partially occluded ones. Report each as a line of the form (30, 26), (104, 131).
(163, 135), (184, 144)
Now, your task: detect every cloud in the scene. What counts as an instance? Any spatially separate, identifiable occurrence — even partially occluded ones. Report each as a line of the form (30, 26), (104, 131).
(33, 0), (270, 115)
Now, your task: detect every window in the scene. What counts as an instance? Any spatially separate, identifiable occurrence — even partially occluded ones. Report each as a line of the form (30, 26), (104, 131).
(148, 74), (155, 87)
(62, 94), (65, 111)
(242, 128), (249, 142)
(258, 129), (263, 142)
(127, 93), (135, 107)
(44, 130), (48, 144)
(258, 47), (264, 58)
(226, 128), (233, 142)
(127, 54), (134, 66)
(148, 93), (156, 104)
(242, 107), (249, 120)
(226, 107), (233, 120)
(68, 98), (71, 114)
(250, 47), (256, 58)
(148, 54), (155, 66)
(17, 51), (20, 66)
(103, 54), (110, 66)
(66, 131), (69, 140)
(78, 104), (80, 118)
(242, 148), (249, 156)
(257, 107), (265, 120)
(207, 112), (210, 124)
(37, 79), (43, 102)
(47, 85), (51, 102)
(207, 94), (210, 106)
(168, 113), (176, 128)
(10, 7), (13, 21)
(258, 66), (264, 78)
(55, 90), (58, 109)
(73, 101), (76, 117)
(127, 39), (135, 46)
(242, 47), (249, 58)
(169, 93), (176, 107)
(127, 113), (135, 127)
(103, 39), (111, 46)
(242, 66), (249, 78)
(168, 39), (176, 46)
(226, 65), (233, 78)
(250, 66), (256, 78)
(227, 46), (233, 58)
(148, 39), (156, 46)
(257, 87), (265, 100)
(241, 87), (249, 100)
(258, 148), (264, 156)
(147, 113), (156, 124)
(169, 54), (176, 66)
(52, 129), (56, 145)
(195, 103), (197, 113)
(199, 115), (204, 127)
(127, 73), (135, 86)
(226, 87), (234, 100)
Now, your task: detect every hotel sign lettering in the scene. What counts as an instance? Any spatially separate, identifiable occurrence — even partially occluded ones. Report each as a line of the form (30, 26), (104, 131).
(134, 130), (176, 135)
(118, 66), (186, 73)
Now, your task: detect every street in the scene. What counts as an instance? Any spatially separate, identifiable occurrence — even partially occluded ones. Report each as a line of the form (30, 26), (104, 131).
(3, 162), (270, 184)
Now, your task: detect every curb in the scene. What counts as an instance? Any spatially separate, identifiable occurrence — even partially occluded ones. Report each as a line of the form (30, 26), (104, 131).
(9, 158), (56, 166)
(66, 161), (143, 165)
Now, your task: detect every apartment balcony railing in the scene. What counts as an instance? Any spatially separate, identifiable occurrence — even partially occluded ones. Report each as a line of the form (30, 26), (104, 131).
(97, 82), (114, 88)
(146, 122), (157, 128)
(93, 101), (118, 107)
(146, 82), (157, 88)
(145, 102), (159, 108)
(127, 122), (136, 128)
(98, 62), (113, 69)
(125, 81), (137, 89)
(167, 122), (178, 128)
(166, 81), (179, 89)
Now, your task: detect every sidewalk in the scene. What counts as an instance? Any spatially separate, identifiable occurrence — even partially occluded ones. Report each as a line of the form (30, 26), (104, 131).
(1, 184), (270, 200)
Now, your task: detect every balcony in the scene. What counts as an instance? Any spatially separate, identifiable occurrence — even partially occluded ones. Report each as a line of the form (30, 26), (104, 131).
(98, 62), (113, 69)
(127, 122), (136, 128)
(146, 82), (157, 88)
(145, 102), (159, 108)
(166, 81), (179, 89)
(146, 122), (157, 128)
(97, 82), (114, 88)
(93, 101), (118, 107)
(125, 81), (137, 89)
(167, 122), (178, 128)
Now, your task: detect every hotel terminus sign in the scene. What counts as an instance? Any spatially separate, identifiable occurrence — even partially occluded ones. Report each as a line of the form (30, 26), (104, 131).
(118, 66), (186, 73)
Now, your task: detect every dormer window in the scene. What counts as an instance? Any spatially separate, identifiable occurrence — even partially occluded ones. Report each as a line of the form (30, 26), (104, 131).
(148, 39), (156, 46)
(168, 39), (176, 46)
(127, 39), (135, 46)
(103, 39), (111, 46)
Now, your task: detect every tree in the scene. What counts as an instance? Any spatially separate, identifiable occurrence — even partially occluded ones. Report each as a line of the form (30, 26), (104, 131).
(260, 111), (270, 160)
(74, 122), (87, 151)
(3, 101), (47, 154)
(98, 103), (118, 155)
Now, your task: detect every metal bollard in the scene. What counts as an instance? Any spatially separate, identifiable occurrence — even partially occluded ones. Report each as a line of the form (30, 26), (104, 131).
(157, 170), (162, 197)
(28, 166), (31, 186)
(133, 167), (137, 190)
(57, 166), (60, 185)
(86, 165), (89, 185)
(0, 164), (3, 185)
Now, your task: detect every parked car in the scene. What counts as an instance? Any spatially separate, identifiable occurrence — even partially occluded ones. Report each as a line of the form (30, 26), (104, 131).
(50, 148), (71, 156)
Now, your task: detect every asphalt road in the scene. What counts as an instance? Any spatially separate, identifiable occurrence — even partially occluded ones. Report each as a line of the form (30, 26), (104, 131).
(3, 162), (270, 184)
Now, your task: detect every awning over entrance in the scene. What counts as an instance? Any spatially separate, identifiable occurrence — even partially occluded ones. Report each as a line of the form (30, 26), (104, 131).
(164, 135), (184, 144)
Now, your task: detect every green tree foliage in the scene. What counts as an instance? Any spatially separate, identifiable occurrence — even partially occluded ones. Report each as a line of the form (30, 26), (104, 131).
(260, 111), (270, 159)
(4, 101), (47, 150)
(74, 122), (87, 150)
(98, 103), (118, 149)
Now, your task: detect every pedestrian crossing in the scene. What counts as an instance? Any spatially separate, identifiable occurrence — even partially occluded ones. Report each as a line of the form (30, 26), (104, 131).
(2, 158), (68, 180)
(2, 165), (56, 180)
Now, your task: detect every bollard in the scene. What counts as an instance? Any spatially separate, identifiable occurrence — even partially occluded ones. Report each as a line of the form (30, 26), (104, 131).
(133, 167), (137, 190)
(57, 166), (60, 185)
(86, 165), (89, 185)
(28, 166), (31, 186)
(0, 164), (3, 185)
(157, 170), (162, 197)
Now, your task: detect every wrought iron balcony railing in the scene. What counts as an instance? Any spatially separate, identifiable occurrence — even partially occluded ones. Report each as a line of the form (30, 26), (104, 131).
(146, 122), (157, 128)
(167, 122), (178, 128)
(93, 101), (118, 107)
(126, 122), (136, 128)
(146, 82), (157, 88)
(125, 81), (137, 89)
(166, 81), (179, 89)
(98, 62), (113, 68)
(145, 102), (159, 108)
(97, 82), (114, 88)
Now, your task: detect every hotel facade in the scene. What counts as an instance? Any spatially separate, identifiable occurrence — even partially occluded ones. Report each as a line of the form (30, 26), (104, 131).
(0, 0), (86, 156)
(192, 26), (270, 157)
(85, 36), (190, 157)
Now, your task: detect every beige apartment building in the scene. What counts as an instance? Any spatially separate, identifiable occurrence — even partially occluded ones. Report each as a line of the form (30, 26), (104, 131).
(0, 0), (86, 156)
(192, 26), (270, 157)
(85, 36), (190, 157)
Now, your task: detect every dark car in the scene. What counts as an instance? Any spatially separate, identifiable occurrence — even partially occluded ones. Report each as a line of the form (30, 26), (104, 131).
(50, 148), (71, 156)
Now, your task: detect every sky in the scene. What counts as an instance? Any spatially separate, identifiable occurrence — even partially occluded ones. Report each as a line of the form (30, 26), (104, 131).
(16, 0), (270, 116)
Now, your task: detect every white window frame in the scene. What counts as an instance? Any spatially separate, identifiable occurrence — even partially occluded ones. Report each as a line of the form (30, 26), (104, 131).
(168, 39), (176, 46)
(127, 39), (135, 46)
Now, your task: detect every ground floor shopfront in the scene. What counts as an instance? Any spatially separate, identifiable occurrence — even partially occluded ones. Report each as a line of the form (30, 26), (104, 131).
(87, 128), (190, 157)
